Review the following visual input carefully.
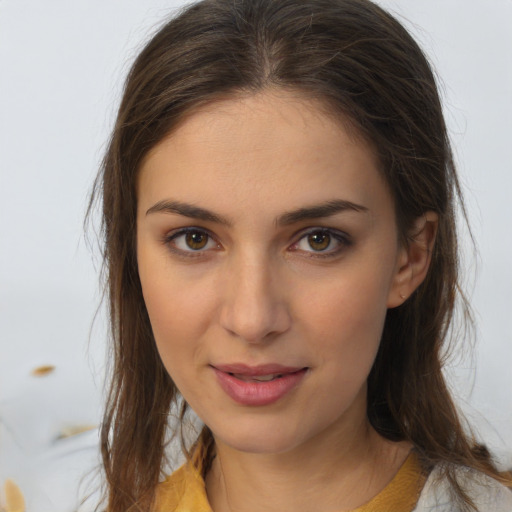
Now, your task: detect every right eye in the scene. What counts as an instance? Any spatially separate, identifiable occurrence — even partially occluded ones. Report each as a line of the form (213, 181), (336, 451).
(165, 228), (219, 254)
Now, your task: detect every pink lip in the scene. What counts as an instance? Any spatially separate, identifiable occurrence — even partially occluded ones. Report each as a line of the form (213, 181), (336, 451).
(212, 364), (308, 406)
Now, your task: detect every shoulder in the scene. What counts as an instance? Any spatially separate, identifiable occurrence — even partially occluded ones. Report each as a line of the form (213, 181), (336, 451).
(414, 464), (512, 512)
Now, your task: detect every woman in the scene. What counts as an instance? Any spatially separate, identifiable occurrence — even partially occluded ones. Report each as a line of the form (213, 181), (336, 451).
(92, 0), (512, 510)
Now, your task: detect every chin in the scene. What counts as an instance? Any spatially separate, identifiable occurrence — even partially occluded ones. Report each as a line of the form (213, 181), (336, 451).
(217, 432), (296, 455)
(210, 416), (312, 455)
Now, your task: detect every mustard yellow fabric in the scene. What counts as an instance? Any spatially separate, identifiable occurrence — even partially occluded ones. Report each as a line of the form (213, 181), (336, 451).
(155, 450), (425, 512)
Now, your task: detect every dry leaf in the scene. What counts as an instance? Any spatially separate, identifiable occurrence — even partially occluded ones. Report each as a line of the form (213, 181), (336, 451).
(31, 364), (55, 377)
(3, 479), (25, 512)
(57, 424), (97, 440)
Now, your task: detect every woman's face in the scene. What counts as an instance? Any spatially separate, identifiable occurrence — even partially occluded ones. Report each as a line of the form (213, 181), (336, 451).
(136, 91), (408, 455)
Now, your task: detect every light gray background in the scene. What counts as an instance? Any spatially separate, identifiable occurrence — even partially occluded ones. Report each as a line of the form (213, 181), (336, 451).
(0, 1), (511, 510)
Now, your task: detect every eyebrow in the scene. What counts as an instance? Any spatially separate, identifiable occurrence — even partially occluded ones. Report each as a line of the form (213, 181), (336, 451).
(145, 198), (368, 225)
(146, 200), (231, 225)
(276, 199), (369, 226)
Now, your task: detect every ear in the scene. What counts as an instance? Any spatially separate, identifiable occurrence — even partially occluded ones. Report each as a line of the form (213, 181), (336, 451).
(387, 212), (438, 308)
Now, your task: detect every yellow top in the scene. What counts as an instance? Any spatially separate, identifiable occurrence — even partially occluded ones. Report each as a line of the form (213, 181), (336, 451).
(155, 450), (426, 512)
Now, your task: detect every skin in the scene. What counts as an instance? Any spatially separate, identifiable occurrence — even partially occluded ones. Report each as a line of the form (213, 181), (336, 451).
(136, 90), (436, 512)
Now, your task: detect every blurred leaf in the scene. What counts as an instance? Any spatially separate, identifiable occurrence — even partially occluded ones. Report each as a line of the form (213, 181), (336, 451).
(31, 365), (56, 377)
(3, 479), (25, 512)
(56, 424), (97, 440)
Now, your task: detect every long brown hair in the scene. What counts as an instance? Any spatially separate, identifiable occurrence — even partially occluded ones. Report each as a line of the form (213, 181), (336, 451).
(92, 0), (506, 510)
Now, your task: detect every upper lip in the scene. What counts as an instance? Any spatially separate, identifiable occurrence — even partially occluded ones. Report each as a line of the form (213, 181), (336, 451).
(212, 363), (306, 376)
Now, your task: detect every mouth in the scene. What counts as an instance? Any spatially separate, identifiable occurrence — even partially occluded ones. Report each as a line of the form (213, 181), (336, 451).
(228, 372), (294, 382)
(211, 364), (308, 406)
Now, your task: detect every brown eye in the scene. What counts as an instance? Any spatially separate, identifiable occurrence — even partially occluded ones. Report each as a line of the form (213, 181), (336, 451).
(167, 228), (217, 253)
(307, 232), (331, 251)
(185, 231), (209, 250)
(291, 228), (350, 257)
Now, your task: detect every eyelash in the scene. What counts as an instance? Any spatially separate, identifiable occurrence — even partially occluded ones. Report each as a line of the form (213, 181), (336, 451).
(163, 227), (220, 258)
(162, 227), (352, 259)
(289, 228), (352, 258)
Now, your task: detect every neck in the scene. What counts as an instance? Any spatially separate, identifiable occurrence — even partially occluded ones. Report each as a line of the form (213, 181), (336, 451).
(205, 417), (411, 512)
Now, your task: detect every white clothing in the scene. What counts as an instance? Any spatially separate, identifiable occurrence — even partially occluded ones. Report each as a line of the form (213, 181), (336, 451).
(414, 465), (512, 511)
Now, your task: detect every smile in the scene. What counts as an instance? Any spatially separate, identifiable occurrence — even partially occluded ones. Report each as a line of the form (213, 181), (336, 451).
(211, 364), (308, 406)
(231, 373), (283, 382)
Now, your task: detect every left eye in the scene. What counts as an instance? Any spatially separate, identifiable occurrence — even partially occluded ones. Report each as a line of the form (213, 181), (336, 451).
(292, 229), (348, 254)
(167, 229), (218, 252)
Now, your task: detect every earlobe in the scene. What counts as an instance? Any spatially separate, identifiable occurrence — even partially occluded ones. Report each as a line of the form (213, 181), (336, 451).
(387, 212), (438, 308)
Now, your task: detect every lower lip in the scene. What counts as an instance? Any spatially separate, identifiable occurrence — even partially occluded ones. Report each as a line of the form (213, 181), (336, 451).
(213, 367), (308, 406)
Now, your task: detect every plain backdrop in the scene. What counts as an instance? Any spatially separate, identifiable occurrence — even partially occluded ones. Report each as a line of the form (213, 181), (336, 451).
(0, 0), (511, 510)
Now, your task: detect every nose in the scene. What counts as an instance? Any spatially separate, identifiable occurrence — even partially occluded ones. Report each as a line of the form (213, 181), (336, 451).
(219, 253), (291, 343)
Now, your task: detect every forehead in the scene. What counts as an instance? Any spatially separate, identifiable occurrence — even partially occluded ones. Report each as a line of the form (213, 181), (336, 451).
(137, 90), (390, 222)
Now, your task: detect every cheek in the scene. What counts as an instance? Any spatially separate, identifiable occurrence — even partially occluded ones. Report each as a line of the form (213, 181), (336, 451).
(296, 270), (391, 375)
(137, 248), (218, 373)
(142, 282), (212, 351)
(140, 280), (214, 402)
